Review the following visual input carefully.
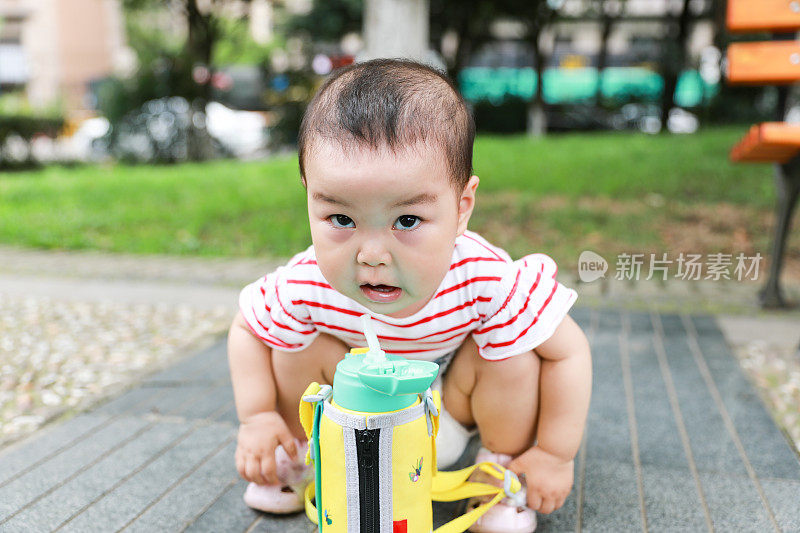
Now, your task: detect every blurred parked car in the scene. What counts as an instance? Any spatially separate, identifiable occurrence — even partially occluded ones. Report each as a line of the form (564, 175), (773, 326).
(205, 101), (269, 159)
(96, 96), (269, 163)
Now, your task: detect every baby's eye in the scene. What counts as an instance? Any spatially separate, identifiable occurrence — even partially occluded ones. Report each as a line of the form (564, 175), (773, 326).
(393, 215), (421, 230)
(328, 214), (355, 228)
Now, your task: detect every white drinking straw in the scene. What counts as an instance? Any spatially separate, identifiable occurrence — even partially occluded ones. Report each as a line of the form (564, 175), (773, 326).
(361, 314), (386, 363)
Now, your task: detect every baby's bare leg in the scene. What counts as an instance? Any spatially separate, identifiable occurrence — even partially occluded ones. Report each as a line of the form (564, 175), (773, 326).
(272, 333), (350, 440)
(442, 337), (540, 455)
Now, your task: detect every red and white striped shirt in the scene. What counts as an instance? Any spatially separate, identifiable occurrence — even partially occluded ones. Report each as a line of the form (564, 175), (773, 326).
(239, 230), (577, 361)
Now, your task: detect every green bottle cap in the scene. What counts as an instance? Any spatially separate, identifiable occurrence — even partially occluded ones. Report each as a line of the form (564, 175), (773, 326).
(332, 315), (439, 412)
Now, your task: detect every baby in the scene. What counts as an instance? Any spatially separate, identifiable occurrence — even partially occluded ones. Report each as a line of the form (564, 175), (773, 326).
(228, 58), (592, 532)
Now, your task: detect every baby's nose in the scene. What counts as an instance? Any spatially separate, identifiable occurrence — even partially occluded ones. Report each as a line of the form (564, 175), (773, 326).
(357, 239), (391, 266)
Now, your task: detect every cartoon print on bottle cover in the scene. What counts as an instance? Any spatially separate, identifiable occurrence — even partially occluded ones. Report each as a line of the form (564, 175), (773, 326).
(409, 457), (423, 482)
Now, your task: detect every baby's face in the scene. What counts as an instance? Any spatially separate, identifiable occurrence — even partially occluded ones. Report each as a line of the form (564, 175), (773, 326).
(304, 140), (478, 318)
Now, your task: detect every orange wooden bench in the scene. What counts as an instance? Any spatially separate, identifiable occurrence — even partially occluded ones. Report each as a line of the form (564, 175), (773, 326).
(727, 0), (800, 33)
(726, 1), (800, 309)
(730, 123), (800, 163)
(727, 41), (800, 85)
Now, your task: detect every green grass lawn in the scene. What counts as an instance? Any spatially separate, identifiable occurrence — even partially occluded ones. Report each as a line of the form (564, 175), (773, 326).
(1, 126), (790, 272)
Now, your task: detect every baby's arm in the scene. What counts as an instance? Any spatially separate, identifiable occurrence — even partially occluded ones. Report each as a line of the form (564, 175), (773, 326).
(228, 311), (298, 485)
(509, 314), (592, 513)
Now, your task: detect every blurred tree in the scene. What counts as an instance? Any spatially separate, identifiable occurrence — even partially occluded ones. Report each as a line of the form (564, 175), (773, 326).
(123, 0), (254, 100)
(109, 0), (277, 161)
(591, 0), (627, 106)
(429, 0), (496, 81)
(285, 0), (362, 42)
(510, 0), (559, 136)
(658, 0), (691, 132)
(213, 16), (278, 65)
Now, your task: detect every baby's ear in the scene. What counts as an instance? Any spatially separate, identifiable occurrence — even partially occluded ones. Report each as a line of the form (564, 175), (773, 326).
(456, 175), (480, 236)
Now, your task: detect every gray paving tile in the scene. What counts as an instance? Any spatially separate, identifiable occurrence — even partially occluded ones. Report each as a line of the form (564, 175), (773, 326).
(656, 315), (749, 476)
(699, 471), (774, 532)
(2, 421), (195, 531)
(624, 310), (652, 334)
(580, 310), (644, 531)
(192, 345), (234, 382)
(720, 376), (800, 480)
(580, 460), (643, 532)
(760, 477), (800, 531)
(59, 423), (235, 533)
(688, 315), (800, 481)
(142, 339), (227, 384)
(688, 315), (723, 338)
(0, 416), (151, 521)
(569, 306), (592, 329)
(625, 314), (688, 470)
(183, 480), (260, 533)
(168, 381), (235, 421)
(125, 384), (221, 418)
(4, 309), (797, 532)
(213, 404), (240, 426)
(432, 500), (467, 530)
(585, 311), (633, 465)
(0, 413), (111, 486)
(91, 384), (163, 416)
(594, 307), (622, 330)
(124, 440), (239, 532)
(640, 465), (709, 532)
(250, 513), (317, 532)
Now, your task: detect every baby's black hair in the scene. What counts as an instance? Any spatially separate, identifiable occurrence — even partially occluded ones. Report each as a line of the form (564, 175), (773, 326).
(298, 58), (476, 192)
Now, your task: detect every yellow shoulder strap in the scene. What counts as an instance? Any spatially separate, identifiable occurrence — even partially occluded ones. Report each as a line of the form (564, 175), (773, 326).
(299, 382), (321, 465)
(304, 481), (319, 524)
(431, 462), (522, 533)
(429, 389), (441, 474)
(430, 389), (441, 437)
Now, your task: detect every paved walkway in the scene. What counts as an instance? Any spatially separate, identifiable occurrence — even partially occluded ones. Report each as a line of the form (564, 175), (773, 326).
(1, 246), (799, 531)
(1, 307), (798, 532)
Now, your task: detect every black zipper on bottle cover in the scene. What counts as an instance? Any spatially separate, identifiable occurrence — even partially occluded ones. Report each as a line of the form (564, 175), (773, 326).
(355, 428), (381, 533)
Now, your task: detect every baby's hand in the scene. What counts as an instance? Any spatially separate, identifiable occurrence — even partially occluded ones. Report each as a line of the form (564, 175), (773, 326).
(508, 446), (574, 514)
(235, 411), (298, 485)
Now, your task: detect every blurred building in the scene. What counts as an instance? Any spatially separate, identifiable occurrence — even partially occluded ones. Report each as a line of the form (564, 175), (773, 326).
(552, 0), (715, 68)
(471, 0), (715, 70)
(0, 0), (127, 117)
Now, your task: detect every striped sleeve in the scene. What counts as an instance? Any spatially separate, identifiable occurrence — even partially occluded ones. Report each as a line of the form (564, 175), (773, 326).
(471, 253), (577, 360)
(238, 266), (319, 352)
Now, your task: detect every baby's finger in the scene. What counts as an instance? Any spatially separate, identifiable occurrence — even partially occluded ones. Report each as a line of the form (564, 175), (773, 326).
(260, 453), (279, 485)
(527, 492), (542, 511)
(279, 431), (298, 461)
(539, 497), (556, 515)
(235, 450), (247, 480)
(245, 456), (267, 485)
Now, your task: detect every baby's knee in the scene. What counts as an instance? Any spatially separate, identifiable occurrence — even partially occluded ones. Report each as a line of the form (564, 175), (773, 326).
(477, 350), (540, 385)
(272, 333), (350, 385)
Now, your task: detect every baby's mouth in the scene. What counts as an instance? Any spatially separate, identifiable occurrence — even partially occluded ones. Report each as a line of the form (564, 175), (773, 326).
(360, 284), (403, 303)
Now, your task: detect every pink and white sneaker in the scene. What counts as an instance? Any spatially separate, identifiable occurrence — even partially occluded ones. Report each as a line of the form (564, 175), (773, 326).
(467, 448), (537, 533)
(243, 439), (313, 514)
